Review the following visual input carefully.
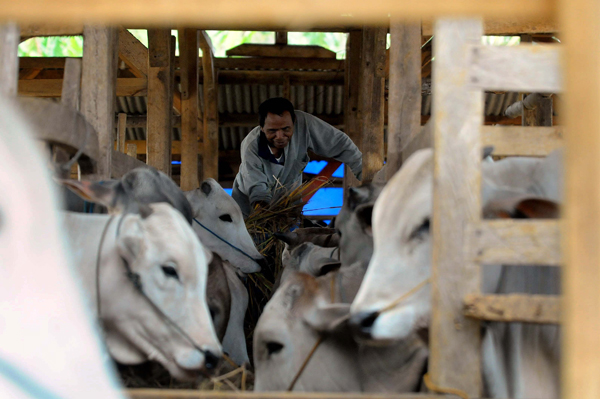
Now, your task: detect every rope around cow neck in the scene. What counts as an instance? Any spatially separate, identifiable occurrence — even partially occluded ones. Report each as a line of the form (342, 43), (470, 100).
(193, 218), (257, 262)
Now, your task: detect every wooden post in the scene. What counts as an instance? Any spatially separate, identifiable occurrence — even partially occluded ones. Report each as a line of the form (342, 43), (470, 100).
(146, 28), (173, 175)
(387, 21), (421, 180)
(81, 26), (118, 180)
(0, 22), (19, 96)
(343, 29), (363, 192)
(200, 31), (219, 181)
(560, 0), (600, 397)
(61, 58), (82, 110)
(275, 31), (287, 45)
(431, 18), (483, 397)
(117, 113), (127, 153)
(179, 28), (199, 191)
(359, 26), (386, 182)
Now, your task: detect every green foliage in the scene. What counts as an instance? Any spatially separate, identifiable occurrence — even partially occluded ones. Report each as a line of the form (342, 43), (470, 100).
(19, 36), (83, 57)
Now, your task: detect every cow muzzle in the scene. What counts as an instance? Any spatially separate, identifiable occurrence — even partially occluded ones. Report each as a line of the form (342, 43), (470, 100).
(348, 310), (379, 340)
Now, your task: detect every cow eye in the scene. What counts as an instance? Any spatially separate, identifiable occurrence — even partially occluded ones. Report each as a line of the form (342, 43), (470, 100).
(219, 214), (233, 223)
(266, 341), (284, 356)
(161, 264), (180, 281)
(409, 218), (430, 241)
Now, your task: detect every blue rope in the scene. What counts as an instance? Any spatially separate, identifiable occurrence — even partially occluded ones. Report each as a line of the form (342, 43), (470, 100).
(193, 218), (257, 262)
(0, 356), (65, 399)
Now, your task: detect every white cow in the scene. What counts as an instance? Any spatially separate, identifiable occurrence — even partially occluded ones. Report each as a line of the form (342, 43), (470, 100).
(63, 202), (222, 381)
(0, 96), (123, 398)
(350, 148), (561, 399)
(185, 179), (264, 275)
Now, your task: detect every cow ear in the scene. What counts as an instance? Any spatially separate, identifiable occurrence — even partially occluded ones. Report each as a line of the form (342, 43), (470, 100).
(514, 198), (560, 219)
(303, 303), (351, 333)
(314, 258), (341, 277)
(355, 203), (374, 236)
(116, 215), (145, 263)
(59, 179), (119, 208)
(274, 231), (298, 246)
(201, 181), (212, 196)
(482, 146), (495, 159)
(347, 186), (370, 211)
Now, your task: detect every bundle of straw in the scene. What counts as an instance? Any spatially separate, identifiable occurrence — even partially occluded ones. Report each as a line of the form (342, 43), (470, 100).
(243, 176), (331, 353)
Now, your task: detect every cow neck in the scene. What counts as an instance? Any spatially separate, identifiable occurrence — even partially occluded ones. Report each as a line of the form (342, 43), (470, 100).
(192, 218), (257, 262)
(287, 271), (341, 391)
(94, 213), (210, 359)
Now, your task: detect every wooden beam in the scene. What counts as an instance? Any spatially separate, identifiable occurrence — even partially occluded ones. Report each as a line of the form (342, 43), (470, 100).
(481, 125), (562, 156)
(386, 21), (421, 180)
(468, 220), (561, 266)
(60, 57), (81, 110)
(81, 26), (118, 180)
(118, 27), (148, 78)
(18, 77), (146, 97)
(275, 31), (287, 45)
(179, 28), (199, 190)
(0, 23), (19, 96)
(146, 29), (173, 175)
(302, 160), (342, 202)
(200, 30), (219, 181)
(117, 113), (127, 152)
(206, 70), (343, 85)
(127, 390), (450, 399)
(359, 27), (386, 182)
(120, 140), (201, 155)
(226, 43), (336, 59)
(0, 1), (556, 27)
(422, 19), (557, 36)
(126, 143), (137, 158)
(464, 294), (560, 324)
(20, 23), (83, 39)
(431, 18), (483, 397)
(560, 0), (600, 397)
(343, 29), (363, 192)
(468, 44), (562, 93)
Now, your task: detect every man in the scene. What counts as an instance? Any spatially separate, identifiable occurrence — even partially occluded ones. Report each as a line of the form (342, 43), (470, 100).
(232, 97), (363, 218)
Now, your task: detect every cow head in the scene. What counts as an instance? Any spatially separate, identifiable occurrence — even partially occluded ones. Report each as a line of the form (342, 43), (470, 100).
(253, 272), (361, 391)
(101, 203), (222, 380)
(185, 179), (263, 274)
(349, 149), (560, 344)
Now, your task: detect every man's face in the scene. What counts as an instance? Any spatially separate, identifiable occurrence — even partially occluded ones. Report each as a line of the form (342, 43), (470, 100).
(262, 111), (294, 150)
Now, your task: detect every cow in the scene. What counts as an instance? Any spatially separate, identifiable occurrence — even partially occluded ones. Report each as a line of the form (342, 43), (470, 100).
(63, 200), (223, 381)
(349, 148), (561, 399)
(185, 179), (264, 275)
(0, 96), (123, 398)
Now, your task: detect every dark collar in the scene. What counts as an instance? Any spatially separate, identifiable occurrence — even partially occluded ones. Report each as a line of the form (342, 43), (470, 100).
(257, 131), (285, 165)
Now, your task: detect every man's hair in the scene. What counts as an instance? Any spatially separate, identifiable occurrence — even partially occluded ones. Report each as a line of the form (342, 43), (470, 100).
(258, 97), (296, 127)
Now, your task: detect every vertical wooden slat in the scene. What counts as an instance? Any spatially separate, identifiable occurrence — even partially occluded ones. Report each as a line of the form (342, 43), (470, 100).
(179, 28), (199, 191)
(387, 21), (422, 180)
(560, 0), (600, 397)
(61, 58), (82, 110)
(200, 31), (219, 181)
(343, 29), (363, 192)
(0, 22), (19, 96)
(126, 143), (137, 158)
(81, 26), (118, 180)
(117, 113), (127, 153)
(146, 28), (172, 175)
(430, 18), (483, 397)
(359, 26), (386, 182)
(275, 31), (287, 45)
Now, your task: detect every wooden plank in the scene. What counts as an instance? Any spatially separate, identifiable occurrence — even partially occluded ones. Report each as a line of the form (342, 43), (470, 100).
(18, 77), (146, 97)
(119, 140), (202, 155)
(0, 0), (556, 27)
(226, 43), (336, 58)
(386, 21), (421, 179)
(431, 18), (483, 397)
(60, 57), (81, 110)
(464, 294), (560, 324)
(111, 148), (149, 179)
(118, 27), (148, 78)
(200, 30), (219, 181)
(117, 113), (127, 153)
(81, 26), (118, 180)
(179, 28), (199, 190)
(560, 0), (600, 397)
(360, 27), (386, 182)
(0, 23), (20, 96)
(20, 23), (83, 39)
(126, 143), (137, 158)
(127, 390), (450, 399)
(146, 29), (172, 175)
(468, 44), (562, 93)
(343, 29), (362, 192)
(467, 220), (561, 266)
(275, 31), (287, 45)
(481, 125), (562, 156)
(422, 19), (557, 36)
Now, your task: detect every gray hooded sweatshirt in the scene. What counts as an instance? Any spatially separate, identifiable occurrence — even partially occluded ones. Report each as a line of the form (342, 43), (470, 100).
(232, 111), (362, 217)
